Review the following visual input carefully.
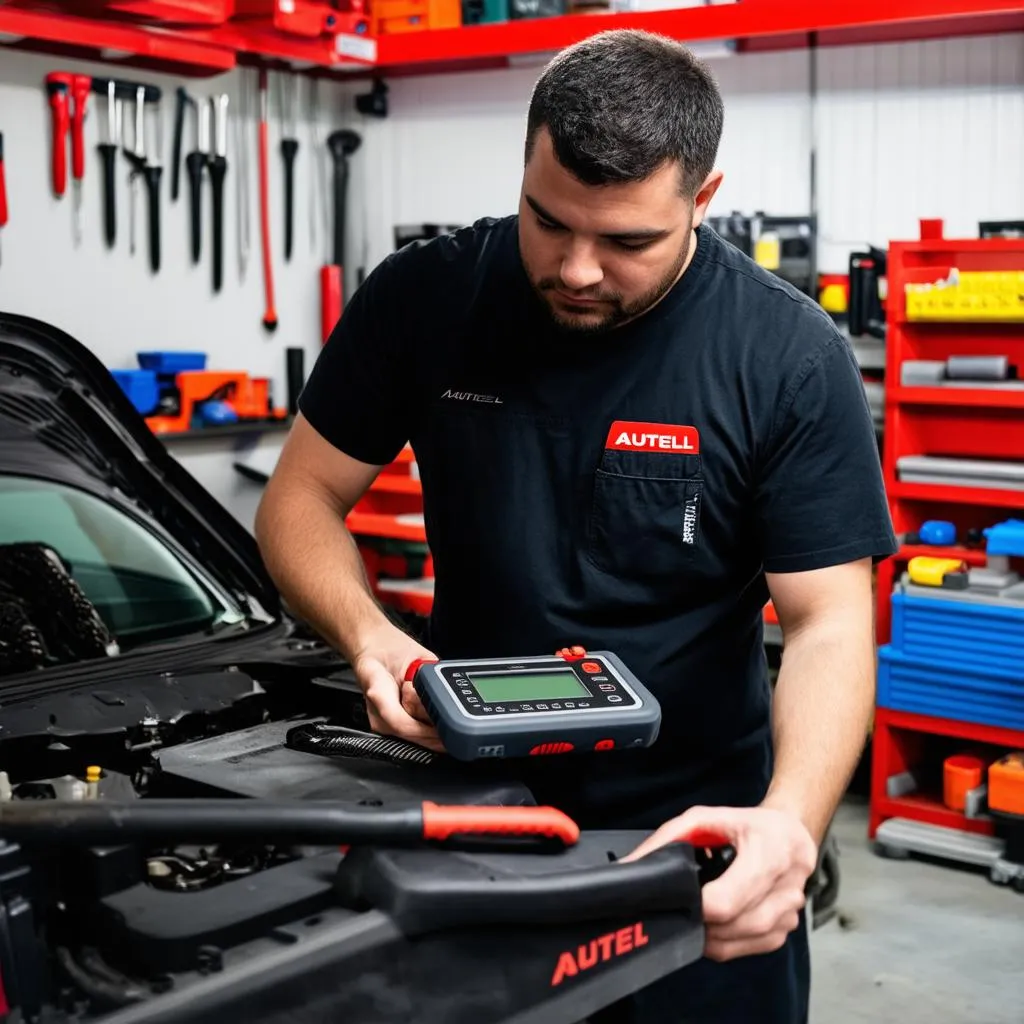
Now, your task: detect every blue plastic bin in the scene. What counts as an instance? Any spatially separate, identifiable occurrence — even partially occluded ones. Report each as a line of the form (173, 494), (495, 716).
(889, 590), (1024, 677)
(136, 351), (207, 373)
(877, 644), (1024, 731)
(110, 369), (159, 415)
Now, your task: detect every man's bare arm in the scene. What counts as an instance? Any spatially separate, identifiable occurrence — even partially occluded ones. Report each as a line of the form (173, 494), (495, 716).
(254, 414), (391, 660)
(761, 557), (876, 844)
(254, 415), (442, 748)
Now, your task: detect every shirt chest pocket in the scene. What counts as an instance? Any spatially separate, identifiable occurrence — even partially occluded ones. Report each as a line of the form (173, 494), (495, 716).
(586, 448), (704, 581)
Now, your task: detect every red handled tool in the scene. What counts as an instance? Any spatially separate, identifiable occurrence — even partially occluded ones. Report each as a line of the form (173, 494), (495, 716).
(258, 68), (277, 332)
(69, 73), (91, 245)
(0, 798), (581, 849)
(322, 127), (361, 343)
(45, 72), (70, 198)
(44, 72), (90, 242)
(0, 132), (8, 267)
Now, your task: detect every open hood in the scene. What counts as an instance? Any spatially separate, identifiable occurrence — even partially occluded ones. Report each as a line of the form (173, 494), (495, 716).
(0, 311), (282, 621)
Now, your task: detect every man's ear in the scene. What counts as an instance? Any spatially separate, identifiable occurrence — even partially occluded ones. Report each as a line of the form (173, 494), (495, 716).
(691, 170), (725, 228)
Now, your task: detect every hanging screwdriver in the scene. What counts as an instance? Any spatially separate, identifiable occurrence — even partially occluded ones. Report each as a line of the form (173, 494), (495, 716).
(68, 74), (91, 247)
(278, 70), (298, 262)
(209, 93), (228, 293)
(0, 132), (8, 267)
(97, 80), (121, 248)
(184, 92), (207, 263)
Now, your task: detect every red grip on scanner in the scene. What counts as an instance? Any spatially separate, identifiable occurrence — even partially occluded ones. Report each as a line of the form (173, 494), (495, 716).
(404, 657), (438, 683)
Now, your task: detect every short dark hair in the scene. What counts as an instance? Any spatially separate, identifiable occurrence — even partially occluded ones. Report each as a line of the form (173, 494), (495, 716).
(525, 29), (724, 196)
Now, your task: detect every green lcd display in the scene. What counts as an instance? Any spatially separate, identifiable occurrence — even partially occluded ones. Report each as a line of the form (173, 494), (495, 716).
(468, 670), (592, 704)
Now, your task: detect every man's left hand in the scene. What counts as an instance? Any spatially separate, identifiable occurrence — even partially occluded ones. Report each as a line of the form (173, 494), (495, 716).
(620, 805), (818, 962)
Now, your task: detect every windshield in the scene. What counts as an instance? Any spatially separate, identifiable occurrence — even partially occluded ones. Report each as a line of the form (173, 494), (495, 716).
(0, 475), (241, 674)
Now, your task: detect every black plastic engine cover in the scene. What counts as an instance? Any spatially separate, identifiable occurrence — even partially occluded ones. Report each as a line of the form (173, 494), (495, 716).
(99, 852), (345, 974)
(92, 833), (706, 1024)
(155, 719), (534, 807)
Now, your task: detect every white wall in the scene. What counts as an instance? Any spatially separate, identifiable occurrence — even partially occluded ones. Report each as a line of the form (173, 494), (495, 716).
(357, 31), (1024, 273)
(1, 30), (1021, 529)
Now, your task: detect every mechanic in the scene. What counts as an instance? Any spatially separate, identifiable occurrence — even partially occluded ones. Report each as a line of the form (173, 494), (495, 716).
(255, 28), (897, 1024)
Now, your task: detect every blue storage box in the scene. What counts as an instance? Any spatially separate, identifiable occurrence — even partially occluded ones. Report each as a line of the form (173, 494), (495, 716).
(110, 369), (159, 415)
(890, 590), (1024, 677)
(136, 351), (207, 373)
(877, 644), (1024, 732)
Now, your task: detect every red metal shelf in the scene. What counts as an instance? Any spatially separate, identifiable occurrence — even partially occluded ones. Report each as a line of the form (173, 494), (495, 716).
(346, 511), (427, 543)
(372, 0), (1024, 75)
(889, 481), (1024, 509)
(369, 476), (423, 496)
(896, 542), (989, 564)
(0, 6), (235, 75)
(892, 386), (1024, 409)
(869, 707), (1024, 838)
(1, 0), (1022, 78)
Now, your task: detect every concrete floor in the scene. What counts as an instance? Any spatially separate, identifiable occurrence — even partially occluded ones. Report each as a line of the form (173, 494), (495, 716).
(809, 798), (1023, 1024)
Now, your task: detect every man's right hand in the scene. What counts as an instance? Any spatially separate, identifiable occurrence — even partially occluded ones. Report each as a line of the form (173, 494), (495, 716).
(351, 628), (445, 752)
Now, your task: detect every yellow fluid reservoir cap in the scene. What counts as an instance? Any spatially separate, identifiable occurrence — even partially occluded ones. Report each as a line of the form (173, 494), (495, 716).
(86, 765), (102, 783)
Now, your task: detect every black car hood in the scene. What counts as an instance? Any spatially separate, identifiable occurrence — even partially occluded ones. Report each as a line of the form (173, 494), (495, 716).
(0, 311), (282, 620)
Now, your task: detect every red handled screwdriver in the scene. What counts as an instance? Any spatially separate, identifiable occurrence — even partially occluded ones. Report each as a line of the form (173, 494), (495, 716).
(0, 131), (8, 266)
(45, 73), (70, 198)
(69, 74), (92, 245)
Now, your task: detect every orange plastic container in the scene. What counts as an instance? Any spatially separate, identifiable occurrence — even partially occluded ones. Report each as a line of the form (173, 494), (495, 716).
(989, 752), (1024, 816)
(943, 753), (985, 811)
(370, 0), (459, 34)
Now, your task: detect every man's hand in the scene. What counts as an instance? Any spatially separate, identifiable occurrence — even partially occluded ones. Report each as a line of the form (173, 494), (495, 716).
(620, 804), (817, 962)
(351, 626), (445, 752)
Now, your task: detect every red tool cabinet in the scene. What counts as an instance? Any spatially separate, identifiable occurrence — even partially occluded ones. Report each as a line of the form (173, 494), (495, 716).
(870, 220), (1024, 841)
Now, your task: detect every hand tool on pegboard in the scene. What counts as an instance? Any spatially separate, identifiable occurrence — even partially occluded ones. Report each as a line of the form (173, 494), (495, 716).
(258, 69), (277, 331)
(170, 85), (189, 204)
(91, 77), (159, 248)
(0, 132), (8, 267)
(321, 128), (361, 343)
(209, 93), (229, 293)
(235, 69), (253, 281)
(278, 69), (299, 262)
(182, 89), (206, 263)
(96, 80), (122, 248)
(307, 76), (327, 256)
(123, 84), (164, 274)
(44, 71), (91, 244)
(45, 74), (69, 200)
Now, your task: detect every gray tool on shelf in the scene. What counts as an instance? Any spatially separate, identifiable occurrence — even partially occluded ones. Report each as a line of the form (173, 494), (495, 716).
(901, 356), (1019, 386)
(897, 454), (1024, 492)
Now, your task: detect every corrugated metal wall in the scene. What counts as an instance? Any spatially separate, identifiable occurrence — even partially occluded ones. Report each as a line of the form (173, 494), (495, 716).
(359, 32), (1024, 274)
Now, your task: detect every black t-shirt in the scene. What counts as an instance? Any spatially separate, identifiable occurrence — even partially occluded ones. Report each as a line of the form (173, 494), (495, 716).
(299, 216), (897, 828)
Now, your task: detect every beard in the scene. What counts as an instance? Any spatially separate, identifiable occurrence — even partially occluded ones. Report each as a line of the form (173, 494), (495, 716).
(524, 230), (692, 336)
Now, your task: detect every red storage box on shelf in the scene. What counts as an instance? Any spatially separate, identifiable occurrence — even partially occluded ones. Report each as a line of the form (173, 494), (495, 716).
(232, 0), (369, 37)
(34, 0), (233, 24)
(370, 0), (461, 34)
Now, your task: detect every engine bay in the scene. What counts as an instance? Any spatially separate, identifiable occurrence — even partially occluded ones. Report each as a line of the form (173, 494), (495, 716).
(0, 658), (543, 1022)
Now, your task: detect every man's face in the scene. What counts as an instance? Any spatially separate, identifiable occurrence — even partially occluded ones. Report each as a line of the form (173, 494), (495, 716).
(518, 128), (710, 334)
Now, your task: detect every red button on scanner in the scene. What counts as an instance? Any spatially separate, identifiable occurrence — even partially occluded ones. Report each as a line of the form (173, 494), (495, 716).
(530, 742), (575, 755)
(594, 739), (616, 751)
(581, 661), (602, 674)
